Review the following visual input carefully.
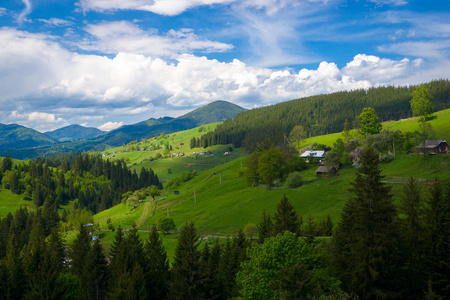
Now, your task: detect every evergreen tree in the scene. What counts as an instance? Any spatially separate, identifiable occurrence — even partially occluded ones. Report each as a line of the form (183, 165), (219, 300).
(424, 179), (450, 298)
(81, 239), (108, 300)
(145, 225), (170, 300)
(398, 176), (426, 299)
(202, 240), (221, 300)
(332, 147), (400, 299)
(257, 210), (273, 245)
(273, 194), (301, 236)
(69, 225), (91, 278)
(169, 221), (206, 300)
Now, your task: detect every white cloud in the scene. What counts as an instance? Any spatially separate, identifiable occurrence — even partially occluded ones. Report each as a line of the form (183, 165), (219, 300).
(38, 18), (74, 27)
(17, 0), (32, 25)
(98, 121), (123, 131)
(76, 0), (234, 16)
(0, 28), (443, 131)
(80, 21), (233, 56)
(0, 8), (6, 16)
(27, 112), (64, 123)
(368, 0), (408, 6)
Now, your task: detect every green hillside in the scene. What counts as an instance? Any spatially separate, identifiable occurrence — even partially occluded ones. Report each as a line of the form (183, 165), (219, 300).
(87, 109), (450, 258)
(0, 123), (57, 149)
(45, 124), (106, 142)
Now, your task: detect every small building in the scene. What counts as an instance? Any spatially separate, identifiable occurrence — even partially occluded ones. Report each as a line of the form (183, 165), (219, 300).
(300, 150), (326, 162)
(416, 140), (449, 154)
(316, 166), (337, 178)
(174, 191), (180, 195)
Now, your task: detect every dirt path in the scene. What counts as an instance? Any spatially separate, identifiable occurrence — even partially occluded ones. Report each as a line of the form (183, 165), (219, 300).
(136, 201), (151, 227)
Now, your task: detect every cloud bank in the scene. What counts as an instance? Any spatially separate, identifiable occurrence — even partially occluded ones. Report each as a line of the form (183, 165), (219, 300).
(0, 27), (431, 132)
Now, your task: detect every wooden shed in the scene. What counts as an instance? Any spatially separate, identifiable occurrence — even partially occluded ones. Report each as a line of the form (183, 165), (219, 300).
(415, 140), (449, 154)
(316, 166), (337, 178)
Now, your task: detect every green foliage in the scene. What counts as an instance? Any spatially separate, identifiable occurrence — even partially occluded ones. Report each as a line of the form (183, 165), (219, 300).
(273, 195), (301, 236)
(358, 107), (382, 135)
(169, 221), (206, 299)
(289, 125), (306, 149)
(411, 85), (433, 122)
(286, 171), (303, 187)
(145, 225), (170, 299)
(159, 218), (176, 234)
(236, 231), (340, 299)
(333, 147), (400, 299)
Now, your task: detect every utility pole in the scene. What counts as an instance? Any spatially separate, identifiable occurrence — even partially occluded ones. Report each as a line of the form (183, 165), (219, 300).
(167, 207), (169, 218)
(220, 172), (222, 184)
(194, 190), (196, 204)
(241, 161), (243, 172)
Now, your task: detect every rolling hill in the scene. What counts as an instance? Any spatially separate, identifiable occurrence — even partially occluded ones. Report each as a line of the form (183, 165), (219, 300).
(0, 123), (57, 149)
(0, 100), (246, 159)
(45, 124), (106, 142)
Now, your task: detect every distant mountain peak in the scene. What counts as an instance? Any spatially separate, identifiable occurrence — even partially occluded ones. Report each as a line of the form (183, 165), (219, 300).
(45, 124), (106, 142)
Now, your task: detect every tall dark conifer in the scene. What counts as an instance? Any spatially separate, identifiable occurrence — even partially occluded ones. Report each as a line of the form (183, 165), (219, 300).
(257, 209), (273, 244)
(145, 225), (169, 300)
(169, 221), (206, 300)
(332, 147), (400, 299)
(273, 194), (301, 236)
(398, 176), (426, 299)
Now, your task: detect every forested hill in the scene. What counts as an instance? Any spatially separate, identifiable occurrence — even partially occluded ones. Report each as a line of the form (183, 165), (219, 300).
(45, 124), (106, 142)
(0, 123), (57, 149)
(199, 79), (450, 148)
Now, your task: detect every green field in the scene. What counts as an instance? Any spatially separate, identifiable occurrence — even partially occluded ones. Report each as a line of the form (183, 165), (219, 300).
(0, 189), (33, 216)
(2, 109), (450, 259)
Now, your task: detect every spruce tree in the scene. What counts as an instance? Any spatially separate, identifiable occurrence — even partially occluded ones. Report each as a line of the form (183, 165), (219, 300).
(145, 225), (169, 300)
(332, 147), (400, 299)
(169, 221), (206, 300)
(398, 176), (426, 299)
(69, 225), (91, 278)
(81, 239), (108, 300)
(257, 210), (273, 244)
(273, 194), (301, 236)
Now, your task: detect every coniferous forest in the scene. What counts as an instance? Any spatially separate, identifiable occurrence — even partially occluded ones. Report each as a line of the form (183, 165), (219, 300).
(196, 79), (450, 149)
(0, 147), (449, 299)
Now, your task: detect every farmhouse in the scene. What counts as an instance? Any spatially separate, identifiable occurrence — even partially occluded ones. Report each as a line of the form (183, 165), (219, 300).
(300, 150), (326, 162)
(316, 166), (337, 178)
(415, 140), (449, 154)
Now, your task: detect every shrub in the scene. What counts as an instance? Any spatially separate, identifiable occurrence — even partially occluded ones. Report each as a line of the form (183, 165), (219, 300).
(287, 172), (303, 187)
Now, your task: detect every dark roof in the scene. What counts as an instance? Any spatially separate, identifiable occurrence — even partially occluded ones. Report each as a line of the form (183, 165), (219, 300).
(416, 140), (448, 149)
(316, 166), (336, 173)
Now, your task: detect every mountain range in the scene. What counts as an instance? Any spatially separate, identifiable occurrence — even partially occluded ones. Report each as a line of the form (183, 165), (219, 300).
(0, 100), (246, 159)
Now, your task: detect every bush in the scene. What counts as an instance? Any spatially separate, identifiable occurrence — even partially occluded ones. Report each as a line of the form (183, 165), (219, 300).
(159, 218), (176, 234)
(287, 172), (303, 187)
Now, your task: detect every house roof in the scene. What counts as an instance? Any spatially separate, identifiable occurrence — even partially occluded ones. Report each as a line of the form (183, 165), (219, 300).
(316, 166), (336, 173)
(300, 150), (326, 158)
(416, 140), (448, 149)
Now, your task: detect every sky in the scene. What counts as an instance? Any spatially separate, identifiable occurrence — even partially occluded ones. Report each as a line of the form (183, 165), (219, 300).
(0, 0), (449, 132)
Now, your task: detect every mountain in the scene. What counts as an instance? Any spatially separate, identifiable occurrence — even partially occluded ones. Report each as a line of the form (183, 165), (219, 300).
(45, 124), (106, 142)
(0, 123), (57, 149)
(0, 100), (246, 159)
(87, 100), (246, 149)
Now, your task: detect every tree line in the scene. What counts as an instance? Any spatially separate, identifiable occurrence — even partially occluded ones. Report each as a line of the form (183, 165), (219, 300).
(196, 79), (450, 149)
(0, 153), (161, 214)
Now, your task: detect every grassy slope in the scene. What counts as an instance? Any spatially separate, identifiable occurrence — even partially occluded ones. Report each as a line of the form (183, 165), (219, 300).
(89, 109), (450, 257)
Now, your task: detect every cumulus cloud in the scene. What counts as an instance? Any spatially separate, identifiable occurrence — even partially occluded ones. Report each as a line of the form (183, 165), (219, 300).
(98, 121), (123, 131)
(80, 21), (233, 56)
(38, 18), (74, 27)
(76, 0), (234, 15)
(0, 28), (439, 132)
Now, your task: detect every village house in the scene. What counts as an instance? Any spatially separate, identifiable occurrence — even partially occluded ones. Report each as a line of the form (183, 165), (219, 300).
(300, 150), (326, 163)
(415, 140), (449, 154)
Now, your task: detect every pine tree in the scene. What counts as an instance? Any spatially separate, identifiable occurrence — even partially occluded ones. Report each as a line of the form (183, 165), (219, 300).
(69, 225), (91, 278)
(398, 176), (426, 299)
(257, 210), (273, 244)
(424, 179), (450, 298)
(273, 194), (301, 236)
(145, 225), (169, 300)
(332, 147), (400, 299)
(81, 239), (108, 300)
(169, 221), (206, 300)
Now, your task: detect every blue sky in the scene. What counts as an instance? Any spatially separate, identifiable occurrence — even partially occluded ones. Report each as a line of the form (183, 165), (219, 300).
(0, 0), (449, 132)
